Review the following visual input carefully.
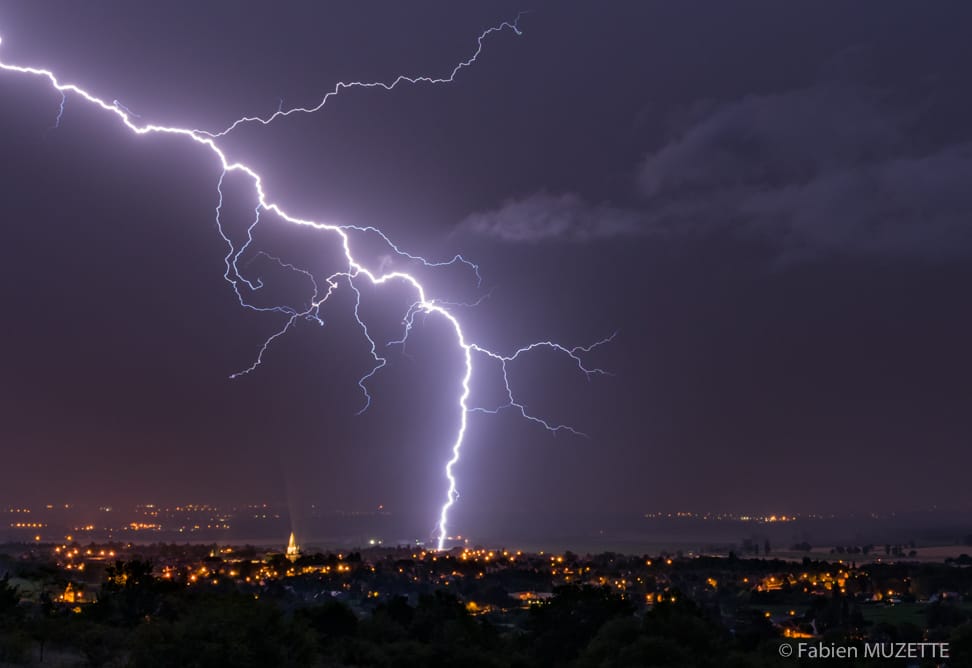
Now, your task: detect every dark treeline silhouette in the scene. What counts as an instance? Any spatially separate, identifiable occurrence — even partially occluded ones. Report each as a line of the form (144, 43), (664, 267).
(1, 559), (972, 666)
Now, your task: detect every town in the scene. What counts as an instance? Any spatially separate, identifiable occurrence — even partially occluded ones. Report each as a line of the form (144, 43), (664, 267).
(1, 533), (971, 666)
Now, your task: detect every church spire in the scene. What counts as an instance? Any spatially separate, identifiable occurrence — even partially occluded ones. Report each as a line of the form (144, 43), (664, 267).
(286, 531), (301, 562)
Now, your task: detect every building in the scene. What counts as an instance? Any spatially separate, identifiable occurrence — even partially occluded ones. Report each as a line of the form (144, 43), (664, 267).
(286, 532), (301, 563)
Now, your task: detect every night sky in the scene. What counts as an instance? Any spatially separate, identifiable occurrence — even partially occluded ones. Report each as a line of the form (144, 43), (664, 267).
(1, 2), (970, 539)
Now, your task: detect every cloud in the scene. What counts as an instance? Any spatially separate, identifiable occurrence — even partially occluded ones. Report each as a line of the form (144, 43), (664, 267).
(741, 143), (972, 257)
(638, 84), (904, 199)
(636, 83), (972, 258)
(463, 83), (972, 257)
(458, 192), (644, 243)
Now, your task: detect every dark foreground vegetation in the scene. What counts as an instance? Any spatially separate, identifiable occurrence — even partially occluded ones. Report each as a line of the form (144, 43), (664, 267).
(2, 554), (972, 667)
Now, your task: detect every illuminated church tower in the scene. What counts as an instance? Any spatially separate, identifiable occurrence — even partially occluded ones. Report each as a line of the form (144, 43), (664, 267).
(286, 532), (301, 563)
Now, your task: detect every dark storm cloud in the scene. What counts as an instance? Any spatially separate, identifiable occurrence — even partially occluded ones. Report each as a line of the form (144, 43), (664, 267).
(458, 192), (643, 242)
(740, 141), (972, 258)
(463, 83), (972, 257)
(638, 83), (972, 258)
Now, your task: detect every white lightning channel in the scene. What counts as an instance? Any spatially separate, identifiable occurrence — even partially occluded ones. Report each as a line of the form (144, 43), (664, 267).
(0, 17), (611, 550)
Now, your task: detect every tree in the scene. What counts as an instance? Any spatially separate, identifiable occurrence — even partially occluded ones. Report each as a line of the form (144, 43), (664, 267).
(297, 599), (358, 644)
(78, 622), (127, 668)
(128, 592), (316, 668)
(927, 602), (968, 630)
(523, 586), (633, 667)
(643, 594), (726, 661)
(103, 559), (155, 592)
(0, 575), (20, 623)
(0, 574), (30, 663)
(92, 559), (177, 626)
(950, 622), (972, 666)
(576, 617), (696, 668)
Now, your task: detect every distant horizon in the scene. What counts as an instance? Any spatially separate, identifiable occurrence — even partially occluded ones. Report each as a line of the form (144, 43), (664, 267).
(5, 500), (972, 517)
(4, 501), (970, 559)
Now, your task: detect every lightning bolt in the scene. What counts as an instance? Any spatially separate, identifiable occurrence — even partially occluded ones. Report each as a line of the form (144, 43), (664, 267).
(0, 15), (611, 551)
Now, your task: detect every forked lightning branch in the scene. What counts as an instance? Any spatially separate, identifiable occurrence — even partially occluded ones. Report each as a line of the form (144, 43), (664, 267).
(0, 17), (612, 549)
